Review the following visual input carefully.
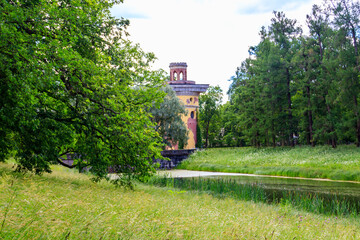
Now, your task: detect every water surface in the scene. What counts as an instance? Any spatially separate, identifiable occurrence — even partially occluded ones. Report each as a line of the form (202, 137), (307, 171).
(159, 170), (360, 197)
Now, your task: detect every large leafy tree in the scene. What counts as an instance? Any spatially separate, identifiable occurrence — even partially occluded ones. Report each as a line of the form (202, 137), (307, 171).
(149, 84), (188, 149)
(268, 11), (302, 147)
(227, 16), (301, 147)
(229, 59), (265, 147)
(304, 4), (340, 147)
(220, 102), (244, 147)
(199, 86), (223, 148)
(0, 0), (165, 187)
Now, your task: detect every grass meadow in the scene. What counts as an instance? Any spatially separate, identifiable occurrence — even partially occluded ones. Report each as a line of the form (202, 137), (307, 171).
(178, 145), (360, 181)
(1, 162), (360, 239)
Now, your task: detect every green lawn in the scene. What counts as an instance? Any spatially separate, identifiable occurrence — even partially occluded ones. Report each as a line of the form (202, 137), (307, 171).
(178, 145), (360, 181)
(1, 162), (360, 239)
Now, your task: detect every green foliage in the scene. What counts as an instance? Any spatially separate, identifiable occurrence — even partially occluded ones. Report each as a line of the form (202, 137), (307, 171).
(225, 2), (360, 148)
(219, 102), (245, 147)
(0, 0), (165, 186)
(149, 84), (188, 149)
(198, 85), (223, 148)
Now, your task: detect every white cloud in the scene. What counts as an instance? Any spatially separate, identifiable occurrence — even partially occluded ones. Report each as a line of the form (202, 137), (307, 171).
(111, 0), (324, 102)
(238, 0), (314, 14)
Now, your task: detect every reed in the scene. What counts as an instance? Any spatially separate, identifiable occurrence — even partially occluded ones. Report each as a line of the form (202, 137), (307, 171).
(148, 176), (360, 217)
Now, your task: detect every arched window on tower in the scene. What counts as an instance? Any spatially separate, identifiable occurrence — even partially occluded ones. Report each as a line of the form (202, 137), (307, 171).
(179, 72), (183, 81)
(173, 72), (178, 81)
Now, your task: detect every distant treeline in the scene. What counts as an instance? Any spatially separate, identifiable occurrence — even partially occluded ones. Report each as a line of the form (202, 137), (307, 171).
(204, 1), (360, 148)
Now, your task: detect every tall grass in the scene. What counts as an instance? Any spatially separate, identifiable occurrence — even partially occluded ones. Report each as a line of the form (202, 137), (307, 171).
(1, 162), (360, 239)
(148, 176), (360, 217)
(178, 145), (360, 181)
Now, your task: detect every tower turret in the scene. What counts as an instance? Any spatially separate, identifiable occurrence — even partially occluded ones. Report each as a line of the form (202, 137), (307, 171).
(168, 62), (209, 149)
(169, 62), (195, 84)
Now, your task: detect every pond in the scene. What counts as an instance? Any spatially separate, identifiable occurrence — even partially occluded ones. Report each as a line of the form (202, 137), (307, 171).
(159, 170), (360, 196)
(207, 175), (360, 197)
(155, 170), (360, 216)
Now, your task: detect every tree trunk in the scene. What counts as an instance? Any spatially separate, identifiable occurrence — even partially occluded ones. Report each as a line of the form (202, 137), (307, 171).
(204, 121), (210, 148)
(265, 129), (269, 147)
(286, 67), (294, 147)
(305, 110), (310, 145)
(326, 103), (337, 148)
(353, 95), (360, 147)
(271, 121), (276, 147)
(318, 35), (323, 62)
(306, 84), (315, 147)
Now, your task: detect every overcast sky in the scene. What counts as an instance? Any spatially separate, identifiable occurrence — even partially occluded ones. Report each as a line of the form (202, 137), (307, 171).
(111, 0), (324, 101)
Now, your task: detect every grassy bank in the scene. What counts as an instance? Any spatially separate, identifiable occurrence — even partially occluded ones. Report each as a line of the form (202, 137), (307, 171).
(177, 145), (360, 181)
(0, 162), (360, 239)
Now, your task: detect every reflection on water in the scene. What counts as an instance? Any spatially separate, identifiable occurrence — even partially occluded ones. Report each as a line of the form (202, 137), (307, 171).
(149, 172), (360, 217)
(161, 175), (360, 215)
(204, 175), (360, 197)
(151, 172), (360, 215)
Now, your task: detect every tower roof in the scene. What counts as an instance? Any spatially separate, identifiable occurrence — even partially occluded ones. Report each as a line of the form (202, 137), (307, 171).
(169, 61), (193, 84)
(168, 62), (209, 93)
(170, 84), (209, 95)
(169, 62), (187, 68)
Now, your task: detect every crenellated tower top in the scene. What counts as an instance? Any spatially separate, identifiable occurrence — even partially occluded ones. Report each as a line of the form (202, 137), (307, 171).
(169, 62), (194, 84)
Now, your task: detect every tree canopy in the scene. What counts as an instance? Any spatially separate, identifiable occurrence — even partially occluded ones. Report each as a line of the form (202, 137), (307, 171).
(204, 0), (360, 148)
(0, 0), (166, 187)
(149, 84), (188, 149)
(199, 86), (223, 148)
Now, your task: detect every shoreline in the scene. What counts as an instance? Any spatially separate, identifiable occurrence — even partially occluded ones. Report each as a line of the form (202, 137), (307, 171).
(157, 169), (360, 184)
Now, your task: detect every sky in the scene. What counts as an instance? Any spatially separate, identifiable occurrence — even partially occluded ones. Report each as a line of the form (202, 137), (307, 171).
(111, 0), (324, 102)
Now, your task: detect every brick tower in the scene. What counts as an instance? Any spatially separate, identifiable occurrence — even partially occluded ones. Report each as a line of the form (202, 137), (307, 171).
(168, 62), (209, 149)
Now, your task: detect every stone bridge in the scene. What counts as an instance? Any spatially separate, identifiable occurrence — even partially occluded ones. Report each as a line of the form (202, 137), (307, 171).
(155, 149), (195, 169)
